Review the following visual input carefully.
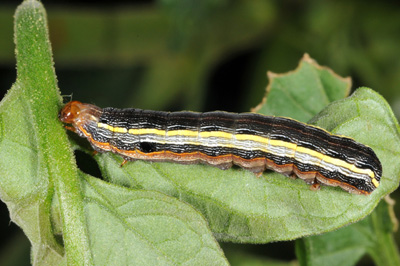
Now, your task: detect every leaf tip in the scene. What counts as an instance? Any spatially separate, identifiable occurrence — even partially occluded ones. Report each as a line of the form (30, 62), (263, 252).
(301, 53), (313, 63)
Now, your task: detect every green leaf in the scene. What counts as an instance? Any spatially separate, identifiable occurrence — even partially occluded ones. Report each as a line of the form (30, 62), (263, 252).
(297, 86), (400, 266)
(296, 198), (400, 266)
(96, 58), (400, 243)
(253, 54), (351, 121)
(81, 172), (228, 265)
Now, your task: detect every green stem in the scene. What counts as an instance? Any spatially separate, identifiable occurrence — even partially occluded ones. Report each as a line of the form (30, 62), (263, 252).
(369, 204), (400, 266)
(14, 1), (93, 264)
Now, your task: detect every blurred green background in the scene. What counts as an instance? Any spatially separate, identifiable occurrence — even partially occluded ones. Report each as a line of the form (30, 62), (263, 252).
(0, 0), (399, 265)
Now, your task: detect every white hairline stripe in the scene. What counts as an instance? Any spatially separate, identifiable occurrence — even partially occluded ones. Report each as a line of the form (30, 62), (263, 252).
(96, 123), (375, 180)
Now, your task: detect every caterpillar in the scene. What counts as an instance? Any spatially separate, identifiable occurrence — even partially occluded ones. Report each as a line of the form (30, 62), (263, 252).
(59, 101), (381, 195)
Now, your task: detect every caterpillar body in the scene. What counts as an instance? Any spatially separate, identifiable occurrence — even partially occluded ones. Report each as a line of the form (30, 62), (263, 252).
(59, 101), (381, 195)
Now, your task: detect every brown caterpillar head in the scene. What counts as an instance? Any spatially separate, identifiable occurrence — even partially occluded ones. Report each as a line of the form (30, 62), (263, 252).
(59, 101), (84, 124)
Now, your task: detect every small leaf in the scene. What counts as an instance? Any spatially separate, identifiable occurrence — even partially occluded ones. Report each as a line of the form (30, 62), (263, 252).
(254, 53), (351, 121)
(296, 198), (400, 266)
(81, 172), (229, 265)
